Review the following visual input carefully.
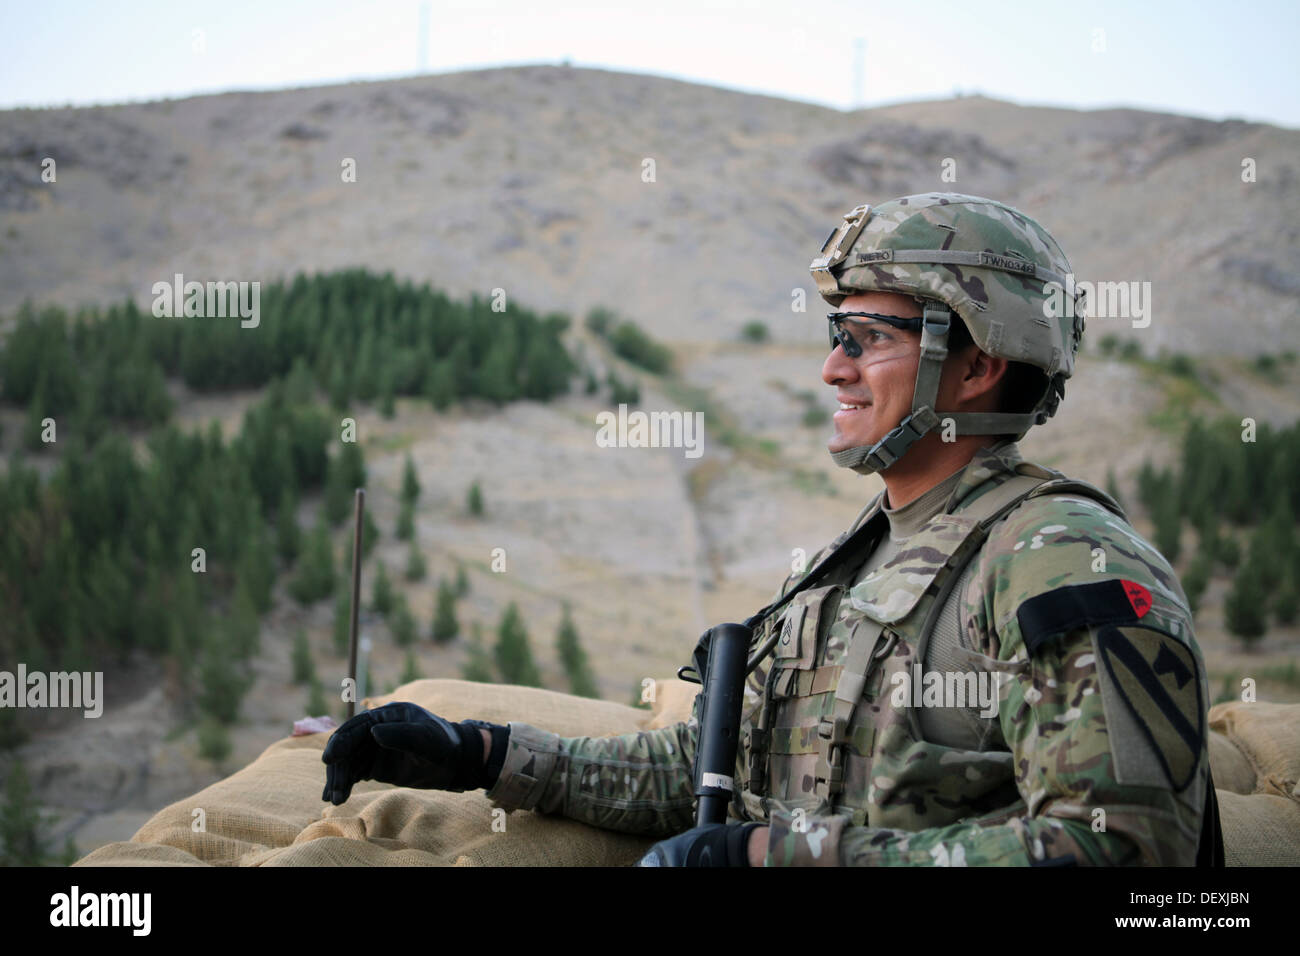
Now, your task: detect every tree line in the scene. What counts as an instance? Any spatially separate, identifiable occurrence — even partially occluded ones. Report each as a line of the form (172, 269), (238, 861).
(1135, 415), (1300, 644)
(1, 269), (577, 445)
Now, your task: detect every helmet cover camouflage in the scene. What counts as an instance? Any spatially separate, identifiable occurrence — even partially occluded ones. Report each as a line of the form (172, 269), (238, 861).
(813, 192), (1084, 380)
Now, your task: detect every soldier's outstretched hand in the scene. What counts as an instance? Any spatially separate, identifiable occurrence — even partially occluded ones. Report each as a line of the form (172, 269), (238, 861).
(321, 702), (505, 805)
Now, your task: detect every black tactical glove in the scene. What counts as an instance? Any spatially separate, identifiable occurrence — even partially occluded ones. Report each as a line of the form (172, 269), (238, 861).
(321, 702), (509, 806)
(638, 822), (762, 867)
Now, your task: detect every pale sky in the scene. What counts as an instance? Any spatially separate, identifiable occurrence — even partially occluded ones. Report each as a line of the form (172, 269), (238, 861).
(1, 0), (1297, 127)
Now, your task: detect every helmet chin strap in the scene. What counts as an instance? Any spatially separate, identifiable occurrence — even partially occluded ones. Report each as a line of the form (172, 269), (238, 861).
(829, 301), (951, 475)
(828, 302), (1042, 476)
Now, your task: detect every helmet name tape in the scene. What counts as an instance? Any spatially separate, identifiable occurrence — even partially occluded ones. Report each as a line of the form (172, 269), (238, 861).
(979, 252), (1035, 275)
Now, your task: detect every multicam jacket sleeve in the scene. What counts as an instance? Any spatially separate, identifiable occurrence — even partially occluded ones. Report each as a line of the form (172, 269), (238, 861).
(765, 494), (1211, 867)
(483, 711), (702, 837)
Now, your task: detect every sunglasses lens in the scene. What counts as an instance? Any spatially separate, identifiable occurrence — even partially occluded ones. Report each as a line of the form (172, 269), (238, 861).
(830, 323), (861, 358)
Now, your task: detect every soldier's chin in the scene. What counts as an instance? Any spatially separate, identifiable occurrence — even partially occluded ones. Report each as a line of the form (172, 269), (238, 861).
(828, 436), (868, 455)
(827, 423), (878, 455)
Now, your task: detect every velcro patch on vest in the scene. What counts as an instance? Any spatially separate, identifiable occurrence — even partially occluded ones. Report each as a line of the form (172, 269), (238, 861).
(1095, 625), (1203, 792)
(1015, 579), (1152, 655)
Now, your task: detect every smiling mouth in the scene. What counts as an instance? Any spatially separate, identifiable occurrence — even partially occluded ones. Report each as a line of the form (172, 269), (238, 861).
(837, 402), (871, 411)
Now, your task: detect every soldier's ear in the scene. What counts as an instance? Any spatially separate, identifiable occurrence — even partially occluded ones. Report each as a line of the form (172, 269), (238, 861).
(955, 349), (1008, 404)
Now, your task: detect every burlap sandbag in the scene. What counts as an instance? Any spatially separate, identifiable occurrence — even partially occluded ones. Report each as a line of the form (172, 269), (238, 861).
(1206, 700), (1300, 866)
(76, 678), (698, 867)
(1208, 731), (1257, 794)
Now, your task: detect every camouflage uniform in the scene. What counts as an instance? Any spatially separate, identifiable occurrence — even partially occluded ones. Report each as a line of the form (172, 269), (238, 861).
(484, 440), (1211, 865)
(484, 194), (1211, 864)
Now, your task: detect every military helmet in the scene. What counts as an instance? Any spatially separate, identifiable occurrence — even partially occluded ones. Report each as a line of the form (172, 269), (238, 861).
(810, 192), (1085, 474)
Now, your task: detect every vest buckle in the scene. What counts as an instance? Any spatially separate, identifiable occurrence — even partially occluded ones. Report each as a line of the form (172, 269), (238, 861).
(815, 716), (850, 798)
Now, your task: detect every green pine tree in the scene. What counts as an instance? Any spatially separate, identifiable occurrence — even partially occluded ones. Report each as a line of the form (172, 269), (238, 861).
(371, 560), (394, 614)
(425, 361), (455, 411)
(400, 650), (423, 685)
(455, 563), (469, 598)
(1217, 532), (1241, 569)
(556, 604), (598, 698)
(477, 337), (519, 404)
(332, 590), (352, 657)
(401, 454), (421, 503)
(1181, 555), (1213, 615)
(307, 674), (329, 717)
(285, 356), (316, 406)
(379, 374), (396, 419)
(495, 602), (541, 687)
(1105, 468), (1124, 512)
(461, 622), (494, 683)
(1245, 522), (1281, 591)
(338, 440), (367, 489)
(276, 485), (301, 563)
(396, 498), (415, 540)
(467, 481), (484, 517)
(290, 515), (336, 605)
(22, 377), (50, 452)
(362, 509), (380, 558)
(227, 578), (261, 660)
(0, 708), (26, 752)
(197, 627), (249, 725)
(432, 577), (459, 644)
(405, 541), (426, 582)
(340, 509), (380, 571)
(1152, 495), (1182, 567)
(328, 359), (351, 410)
(324, 457), (353, 526)
(0, 758), (48, 865)
(1274, 565), (1299, 626)
(389, 592), (416, 647)
(197, 717), (232, 763)
(1224, 560), (1268, 646)
(291, 629), (314, 685)
(237, 513), (276, 614)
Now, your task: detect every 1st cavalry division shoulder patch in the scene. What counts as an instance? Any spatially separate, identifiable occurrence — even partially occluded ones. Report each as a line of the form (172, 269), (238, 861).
(1016, 579), (1204, 792)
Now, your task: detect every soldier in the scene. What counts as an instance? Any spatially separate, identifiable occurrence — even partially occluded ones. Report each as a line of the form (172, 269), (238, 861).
(322, 193), (1220, 867)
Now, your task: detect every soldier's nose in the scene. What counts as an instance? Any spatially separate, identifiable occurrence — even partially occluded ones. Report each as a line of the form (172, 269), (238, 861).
(823, 348), (858, 387)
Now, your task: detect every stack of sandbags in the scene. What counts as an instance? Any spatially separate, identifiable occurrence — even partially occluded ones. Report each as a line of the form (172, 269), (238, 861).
(75, 678), (698, 867)
(1208, 700), (1300, 866)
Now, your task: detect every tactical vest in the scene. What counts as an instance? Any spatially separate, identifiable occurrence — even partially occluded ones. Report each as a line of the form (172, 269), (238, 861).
(741, 463), (1124, 832)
